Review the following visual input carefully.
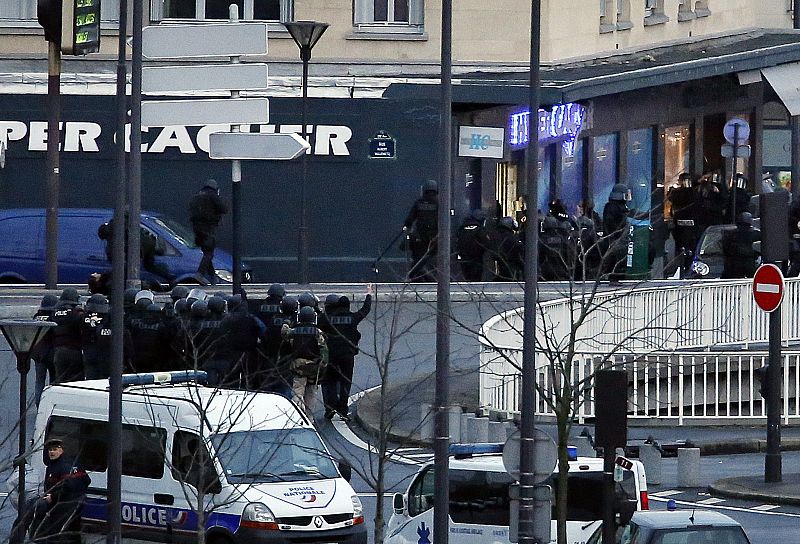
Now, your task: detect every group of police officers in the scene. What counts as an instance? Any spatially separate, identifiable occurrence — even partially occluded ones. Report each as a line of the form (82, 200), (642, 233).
(31, 283), (372, 421)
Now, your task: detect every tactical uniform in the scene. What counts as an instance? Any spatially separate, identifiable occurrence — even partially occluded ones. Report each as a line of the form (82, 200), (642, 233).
(602, 184), (630, 284)
(282, 307), (327, 417)
(404, 180), (439, 281)
(188, 179), (228, 283)
(51, 289), (85, 384)
(456, 211), (489, 281)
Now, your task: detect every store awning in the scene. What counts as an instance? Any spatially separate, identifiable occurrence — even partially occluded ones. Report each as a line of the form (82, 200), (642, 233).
(384, 30), (800, 106)
(761, 62), (800, 116)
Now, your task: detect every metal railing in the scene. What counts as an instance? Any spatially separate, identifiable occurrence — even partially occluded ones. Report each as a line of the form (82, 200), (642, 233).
(478, 278), (800, 423)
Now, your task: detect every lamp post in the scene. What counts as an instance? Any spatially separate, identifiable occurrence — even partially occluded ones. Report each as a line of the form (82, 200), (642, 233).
(283, 20), (329, 285)
(0, 319), (56, 542)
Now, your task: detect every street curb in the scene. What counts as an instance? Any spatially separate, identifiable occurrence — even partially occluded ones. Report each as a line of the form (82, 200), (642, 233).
(689, 437), (800, 456)
(710, 476), (800, 506)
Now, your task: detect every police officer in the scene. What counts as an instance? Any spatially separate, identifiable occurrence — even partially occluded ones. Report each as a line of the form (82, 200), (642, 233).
(695, 171), (726, 232)
(456, 210), (490, 281)
(202, 296), (234, 386)
(255, 295), (298, 399)
(80, 294), (112, 379)
(188, 179), (229, 284)
(539, 215), (571, 281)
(721, 212), (760, 279)
(726, 173), (753, 225)
(602, 183), (631, 285)
(575, 215), (601, 281)
(403, 180), (439, 281)
(247, 284), (285, 389)
(669, 173), (698, 267)
(282, 306), (327, 417)
(32, 295), (58, 405)
(129, 302), (169, 373)
(320, 285), (373, 421)
(489, 217), (524, 281)
(51, 288), (85, 383)
(221, 294), (265, 389)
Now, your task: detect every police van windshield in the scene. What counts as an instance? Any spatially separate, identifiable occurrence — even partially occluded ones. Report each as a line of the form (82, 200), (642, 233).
(150, 216), (197, 248)
(212, 428), (339, 483)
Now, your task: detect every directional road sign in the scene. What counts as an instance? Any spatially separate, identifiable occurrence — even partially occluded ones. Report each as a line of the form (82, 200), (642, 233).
(753, 263), (784, 313)
(502, 429), (558, 483)
(141, 98), (269, 127)
(208, 132), (310, 160)
(143, 64), (269, 94)
(142, 23), (268, 59)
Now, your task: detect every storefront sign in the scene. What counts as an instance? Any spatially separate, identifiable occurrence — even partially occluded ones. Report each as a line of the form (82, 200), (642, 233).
(458, 126), (504, 158)
(508, 103), (586, 156)
(369, 130), (396, 159)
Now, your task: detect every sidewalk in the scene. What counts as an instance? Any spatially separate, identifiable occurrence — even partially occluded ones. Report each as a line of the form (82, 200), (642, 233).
(353, 370), (800, 505)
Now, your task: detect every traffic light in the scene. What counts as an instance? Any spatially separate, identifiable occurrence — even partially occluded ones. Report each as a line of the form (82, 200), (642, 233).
(755, 365), (770, 399)
(37, 0), (62, 44)
(61, 0), (101, 55)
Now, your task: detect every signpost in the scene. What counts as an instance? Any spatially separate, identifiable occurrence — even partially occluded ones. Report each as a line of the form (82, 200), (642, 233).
(723, 118), (751, 222)
(753, 263), (785, 483)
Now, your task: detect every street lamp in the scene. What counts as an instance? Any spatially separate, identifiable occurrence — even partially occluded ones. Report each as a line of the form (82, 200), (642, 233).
(0, 319), (56, 542)
(283, 20), (329, 285)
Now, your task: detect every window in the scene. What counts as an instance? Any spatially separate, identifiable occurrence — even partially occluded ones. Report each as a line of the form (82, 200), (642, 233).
(46, 416), (166, 479)
(353, 0), (424, 34)
(600, 0), (615, 33)
(449, 469), (515, 525)
(407, 467), (435, 517)
(616, 0), (632, 30)
(155, 0), (292, 22)
(677, 1), (695, 21)
(644, 0), (669, 25)
(694, 0), (711, 17)
(172, 430), (222, 494)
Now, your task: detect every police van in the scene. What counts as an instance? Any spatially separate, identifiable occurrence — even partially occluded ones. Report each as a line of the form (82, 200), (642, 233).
(31, 371), (367, 544)
(386, 445), (648, 544)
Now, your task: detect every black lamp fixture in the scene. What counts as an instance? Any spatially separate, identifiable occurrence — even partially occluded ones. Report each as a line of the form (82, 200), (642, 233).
(0, 318), (56, 542)
(283, 20), (329, 284)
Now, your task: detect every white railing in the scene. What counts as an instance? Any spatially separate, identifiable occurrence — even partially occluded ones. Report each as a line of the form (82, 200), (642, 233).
(478, 278), (800, 423)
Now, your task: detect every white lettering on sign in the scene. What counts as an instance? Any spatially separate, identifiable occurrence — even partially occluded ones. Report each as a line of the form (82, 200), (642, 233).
(756, 283), (781, 294)
(0, 121), (354, 156)
(121, 503), (169, 526)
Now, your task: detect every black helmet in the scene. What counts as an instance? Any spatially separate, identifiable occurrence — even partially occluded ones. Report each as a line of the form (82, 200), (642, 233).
(610, 183), (630, 201)
(135, 298), (151, 312)
(123, 287), (139, 307)
(298, 306), (317, 324)
(499, 216), (518, 231)
(203, 178), (218, 191)
(85, 293), (110, 314)
(190, 300), (209, 318)
(174, 299), (189, 316)
(423, 179), (438, 194)
(39, 294), (58, 311)
(207, 296), (226, 315)
(280, 295), (298, 314)
(736, 211), (754, 227)
(543, 215), (559, 230)
(59, 287), (80, 305)
(267, 283), (285, 298)
(298, 292), (318, 309)
(170, 285), (190, 302)
(146, 303), (162, 316)
(162, 300), (175, 319)
(187, 288), (207, 305)
(338, 295), (351, 310)
(226, 294), (243, 312)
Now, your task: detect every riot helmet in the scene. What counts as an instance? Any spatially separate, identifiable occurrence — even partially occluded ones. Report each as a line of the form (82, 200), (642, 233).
(298, 292), (318, 310)
(170, 285), (190, 302)
(134, 290), (155, 305)
(59, 287), (80, 306)
(338, 296), (351, 311)
(85, 293), (110, 315)
(39, 294), (58, 312)
(187, 288), (207, 305)
(280, 295), (299, 315)
(324, 294), (340, 313)
(226, 294), (243, 312)
(298, 306), (317, 324)
(423, 179), (438, 194)
(677, 172), (693, 188)
(174, 299), (189, 316)
(190, 300), (209, 318)
(123, 287), (139, 308)
(207, 296), (227, 315)
(267, 283), (286, 299)
(610, 183), (630, 201)
(203, 178), (219, 192)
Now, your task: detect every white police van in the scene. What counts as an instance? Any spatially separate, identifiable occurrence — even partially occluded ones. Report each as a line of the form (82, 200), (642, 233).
(387, 444), (648, 544)
(31, 371), (367, 544)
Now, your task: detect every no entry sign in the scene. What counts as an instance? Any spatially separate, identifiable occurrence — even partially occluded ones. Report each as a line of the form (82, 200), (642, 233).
(753, 264), (785, 313)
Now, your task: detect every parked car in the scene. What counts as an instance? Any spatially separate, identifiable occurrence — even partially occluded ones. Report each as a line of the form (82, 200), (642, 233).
(0, 208), (252, 289)
(687, 224), (760, 279)
(587, 510), (751, 544)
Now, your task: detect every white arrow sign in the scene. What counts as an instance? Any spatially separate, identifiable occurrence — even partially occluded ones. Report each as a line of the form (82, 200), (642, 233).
(143, 64), (269, 93)
(142, 23), (268, 59)
(141, 98), (269, 127)
(208, 132), (310, 160)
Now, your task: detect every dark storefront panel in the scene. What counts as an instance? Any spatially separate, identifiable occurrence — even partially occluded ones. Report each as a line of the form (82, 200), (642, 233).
(626, 127), (654, 217)
(591, 133), (618, 214)
(0, 95), (439, 282)
(560, 138), (585, 216)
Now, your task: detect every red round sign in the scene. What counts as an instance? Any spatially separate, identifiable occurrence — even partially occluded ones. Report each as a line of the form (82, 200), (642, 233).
(753, 264), (785, 313)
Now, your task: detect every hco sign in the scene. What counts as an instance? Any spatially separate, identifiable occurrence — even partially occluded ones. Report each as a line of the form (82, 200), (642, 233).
(458, 126), (504, 159)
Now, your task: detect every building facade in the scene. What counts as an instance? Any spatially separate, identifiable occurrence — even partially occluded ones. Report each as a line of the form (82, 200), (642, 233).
(0, 1), (796, 281)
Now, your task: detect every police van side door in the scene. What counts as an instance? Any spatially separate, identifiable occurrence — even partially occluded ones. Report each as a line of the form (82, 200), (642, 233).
(387, 466), (435, 544)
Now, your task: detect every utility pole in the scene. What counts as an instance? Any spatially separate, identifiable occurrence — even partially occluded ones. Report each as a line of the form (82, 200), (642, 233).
(127, 0), (144, 288)
(519, 1), (544, 543)
(433, 1), (453, 544)
(792, 1), (800, 201)
(45, 41), (60, 289)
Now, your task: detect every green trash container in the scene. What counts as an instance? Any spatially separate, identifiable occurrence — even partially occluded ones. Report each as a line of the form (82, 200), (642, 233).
(626, 220), (651, 280)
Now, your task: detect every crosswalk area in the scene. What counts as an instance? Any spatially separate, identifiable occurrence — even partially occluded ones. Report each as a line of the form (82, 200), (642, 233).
(649, 489), (800, 516)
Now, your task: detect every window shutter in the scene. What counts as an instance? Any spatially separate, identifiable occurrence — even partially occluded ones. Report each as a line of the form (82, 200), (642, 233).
(409, 0), (424, 25)
(353, 0), (374, 25)
(150, 0), (163, 21)
(101, 0), (121, 22)
(0, 1), (35, 19)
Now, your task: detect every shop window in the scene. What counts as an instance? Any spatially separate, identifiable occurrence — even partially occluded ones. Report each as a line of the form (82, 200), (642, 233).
(677, 1), (695, 21)
(600, 0), (616, 33)
(695, 1), (711, 17)
(616, 0), (633, 30)
(591, 134), (619, 216)
(626, 128), (654, 218)
(561, 139), (586, 218)
(353, 0), (425, 35)
(644, 0), (669, 25)
(663, 125), (691, 219)
(153, 0), (291, 22)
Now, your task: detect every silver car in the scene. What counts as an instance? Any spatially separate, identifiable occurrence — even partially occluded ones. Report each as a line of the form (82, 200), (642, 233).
(588, 510), (751, 544)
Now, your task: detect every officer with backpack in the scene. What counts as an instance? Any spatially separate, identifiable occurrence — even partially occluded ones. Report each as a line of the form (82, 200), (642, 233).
(456, 210), (490, 281)
(282, 306), (328, 418)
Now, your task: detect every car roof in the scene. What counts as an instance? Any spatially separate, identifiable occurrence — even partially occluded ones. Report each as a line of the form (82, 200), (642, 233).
(0, 208), (162, 218)
(446, 453), (606, 472)
(631, 510), (742, 529)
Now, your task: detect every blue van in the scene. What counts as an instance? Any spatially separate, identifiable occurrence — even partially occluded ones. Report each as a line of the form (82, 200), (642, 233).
(0, 208), (251, 288)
